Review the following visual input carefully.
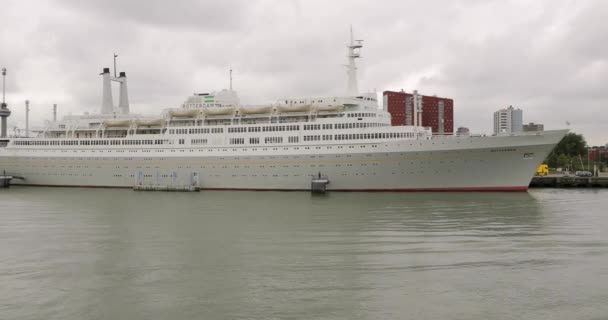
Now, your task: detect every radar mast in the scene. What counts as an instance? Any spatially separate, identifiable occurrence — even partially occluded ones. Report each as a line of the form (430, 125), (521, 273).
(346, 26), (363, 96)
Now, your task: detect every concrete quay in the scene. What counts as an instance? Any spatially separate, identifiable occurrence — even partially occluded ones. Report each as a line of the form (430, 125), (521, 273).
(530, 175), (608, 188)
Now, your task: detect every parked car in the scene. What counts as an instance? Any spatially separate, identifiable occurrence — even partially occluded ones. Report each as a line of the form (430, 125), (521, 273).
(575, 171), (593, 177)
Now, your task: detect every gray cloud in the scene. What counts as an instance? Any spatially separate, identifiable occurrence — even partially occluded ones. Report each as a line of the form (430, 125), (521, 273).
(56, 0), (257, 32)
(1, 0), (606, 145)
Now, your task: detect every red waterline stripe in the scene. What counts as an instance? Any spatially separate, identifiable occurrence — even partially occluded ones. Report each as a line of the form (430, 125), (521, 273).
(331, 186), (529, 192)
(13, 184), (529, 192)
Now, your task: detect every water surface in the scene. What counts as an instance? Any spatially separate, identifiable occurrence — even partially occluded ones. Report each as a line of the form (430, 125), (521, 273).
(1, 188), (607, 319)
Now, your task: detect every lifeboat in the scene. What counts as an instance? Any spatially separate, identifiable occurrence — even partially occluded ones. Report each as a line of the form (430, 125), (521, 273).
(203, 107), (235, 116)
(103, 119), (132, 127)
(277, 104), (311, 113)
(169, 109), (200, 118)
(314, 105), (344, 112)
(239, 106), (273, 115)
(135, 119), (164, 127)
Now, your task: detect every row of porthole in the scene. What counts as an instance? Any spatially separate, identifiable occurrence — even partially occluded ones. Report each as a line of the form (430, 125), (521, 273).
(24, 170), (453, 178)
(15, 143), (485, 157)
(11, 160), (481, 171)
(18, 172), (94, 177)
(15, 144), (421, 153)
(17, 149), (478, 162)
(16, 148), (493, 160)
(19, 161), (479, 170)
(20, 165), (462, 178)
(16, 157), (478, 166)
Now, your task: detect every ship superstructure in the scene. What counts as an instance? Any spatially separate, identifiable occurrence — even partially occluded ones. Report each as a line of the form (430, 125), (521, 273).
(0, 31), (566, 191)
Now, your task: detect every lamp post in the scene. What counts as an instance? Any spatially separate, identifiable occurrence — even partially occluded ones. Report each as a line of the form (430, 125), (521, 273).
(25, 100), (30, 138)
(587, 146), (590, 172)
(0, 68), (12, 138)
(2, 67), (6, 103)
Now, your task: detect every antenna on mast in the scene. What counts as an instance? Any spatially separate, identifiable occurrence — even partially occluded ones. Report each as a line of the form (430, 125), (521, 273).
(346, 25), (363, 96)
(229, 67), (233, 90)
(113, 53), (118, 77)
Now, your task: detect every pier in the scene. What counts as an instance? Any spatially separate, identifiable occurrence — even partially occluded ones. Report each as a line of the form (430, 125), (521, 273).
(0, 175), (25, 188)
(529, 176), (608, 188)
(0, 175), (11, 188)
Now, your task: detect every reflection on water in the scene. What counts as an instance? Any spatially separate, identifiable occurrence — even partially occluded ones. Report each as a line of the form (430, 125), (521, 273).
(1, 187), (607, 319)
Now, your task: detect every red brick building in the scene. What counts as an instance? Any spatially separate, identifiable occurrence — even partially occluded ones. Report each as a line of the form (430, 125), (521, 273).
(383, 90), (454, 135)
(589, 147), (608, 162)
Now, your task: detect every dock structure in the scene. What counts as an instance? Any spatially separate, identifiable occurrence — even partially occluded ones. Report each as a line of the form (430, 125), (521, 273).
(311, 174), (330, 194)
(1, 175), (11, 188)
(0, 174), (25, 188)
(530, 176), (608, 188)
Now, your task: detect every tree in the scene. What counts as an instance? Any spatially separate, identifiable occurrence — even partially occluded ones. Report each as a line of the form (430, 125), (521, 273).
(551, 133), (587, 157)
(546, 152), (559, 168)
(557, 154), (570, 169)
(545, 132), (587, 167)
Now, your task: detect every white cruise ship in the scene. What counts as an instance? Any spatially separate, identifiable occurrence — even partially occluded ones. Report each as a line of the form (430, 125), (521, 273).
(0, 33), (566, 191)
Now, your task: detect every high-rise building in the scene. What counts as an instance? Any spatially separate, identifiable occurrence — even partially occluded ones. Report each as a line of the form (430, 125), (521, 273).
(493, 106), (523, 135)
(383, 90), (454, 135)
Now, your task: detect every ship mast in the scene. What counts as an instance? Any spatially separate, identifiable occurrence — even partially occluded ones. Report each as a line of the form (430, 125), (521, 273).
(113, 53), (118, 77)
(346, 26), (363, 96)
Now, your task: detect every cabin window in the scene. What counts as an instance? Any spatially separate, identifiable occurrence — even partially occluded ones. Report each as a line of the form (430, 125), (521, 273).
(264, 137), (283, 144)
(229, 138), (245, 145)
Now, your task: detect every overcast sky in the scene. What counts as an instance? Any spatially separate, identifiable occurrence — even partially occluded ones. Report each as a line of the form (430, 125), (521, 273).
(1, 0), (606, 145)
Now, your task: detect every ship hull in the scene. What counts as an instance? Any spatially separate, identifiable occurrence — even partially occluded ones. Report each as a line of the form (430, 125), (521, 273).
(0, 130), (566, 191)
